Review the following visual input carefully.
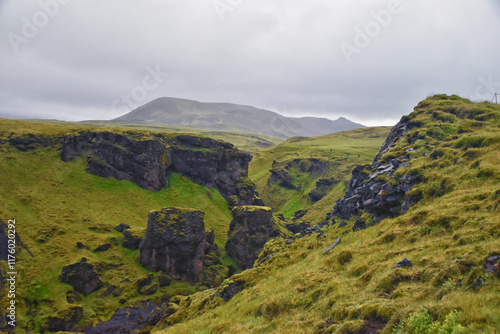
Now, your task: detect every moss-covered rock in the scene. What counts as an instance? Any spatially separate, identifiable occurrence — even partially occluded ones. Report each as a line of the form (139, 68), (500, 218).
(225, 206), (280, 270)
(139, 207), (206, 281)
(48, 305), (83, 332)
(60, 258), (103, 296)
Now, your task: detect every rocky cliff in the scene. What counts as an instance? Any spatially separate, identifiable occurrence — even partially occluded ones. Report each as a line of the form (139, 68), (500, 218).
(332, 116), (422, 222)
(225, 206), (280, 270)
(139, 207), (207, 281)
(60, 131), (263, 206)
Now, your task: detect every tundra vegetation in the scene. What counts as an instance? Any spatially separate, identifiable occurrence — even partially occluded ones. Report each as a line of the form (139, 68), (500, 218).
(0, 95), (498, 333)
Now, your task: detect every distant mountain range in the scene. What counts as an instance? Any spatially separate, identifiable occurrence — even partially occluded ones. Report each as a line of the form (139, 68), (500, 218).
(114, 97), (364, 139)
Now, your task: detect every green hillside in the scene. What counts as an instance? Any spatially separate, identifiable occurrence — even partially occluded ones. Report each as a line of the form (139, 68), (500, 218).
(151, 95), (500, 333)
(249, 127), (391, 223)
(1, 95), (499, 333)
(0, 119), (236, 331)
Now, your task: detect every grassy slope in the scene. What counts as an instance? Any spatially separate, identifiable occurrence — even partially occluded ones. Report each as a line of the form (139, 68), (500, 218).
(153, 96), (500, 333)
(249, 127), (391, 222)
(0, 119), (234, 331)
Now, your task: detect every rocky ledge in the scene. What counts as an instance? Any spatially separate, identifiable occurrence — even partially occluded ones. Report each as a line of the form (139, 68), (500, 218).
(139, 207), (207, 281)
(60, 131), (263, 206)
(225, 206), (281, 270)
(332, 116), (424, 221)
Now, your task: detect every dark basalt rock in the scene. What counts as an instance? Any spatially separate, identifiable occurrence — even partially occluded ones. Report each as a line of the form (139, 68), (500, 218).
(121, 228), (144, 250)
(285, 221), (311, 234)
(114, 223), (131, 233)
(483, 255), (500, 276)
(294, 209), (308, 220)
(8, 134), (53, 151)
(82, 301), (164, 334)
(48, 305), (83, 332)
(60, 258), (103, 296)
(93, 243), (111, 252)
(136, 274), (158, 295)
(352, 219), (366, 232)
(60, 131), (262, 206)
(332, 117), (423, 221)
(158, 274), (172, 287)
(76, 242), (89, 250)
(139, 208), (207, 281)
(393, 258), (413, 269)
(225, 206), (280, 270)
(217, 280), (246, 301)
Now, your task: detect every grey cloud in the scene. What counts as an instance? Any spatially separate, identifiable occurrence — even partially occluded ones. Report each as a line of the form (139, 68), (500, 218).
(0, 0), (499, 126)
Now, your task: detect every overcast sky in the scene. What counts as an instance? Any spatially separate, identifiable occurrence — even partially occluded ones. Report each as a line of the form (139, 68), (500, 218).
(1, 0), (499, 126)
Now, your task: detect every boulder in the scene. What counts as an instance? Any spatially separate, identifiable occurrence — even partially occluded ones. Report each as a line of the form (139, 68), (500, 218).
(114, 223), (131, 233)
(93, 243), (111, 252)
(483, 255), (500, 276)
(217, 280), (246, 301)
(82, 301), (163, 334)
(136, 274), (158, 295)
(48, 305), (83, 332)
(60, 258), (103, 296)
(225, 206), (279, 270)
(121, 228), (145, 250)
(158, 274), (172, 287)
(139, 208), (206, 281)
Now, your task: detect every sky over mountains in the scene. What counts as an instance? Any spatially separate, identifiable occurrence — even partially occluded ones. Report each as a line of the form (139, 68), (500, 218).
(0, 0), (499, 126)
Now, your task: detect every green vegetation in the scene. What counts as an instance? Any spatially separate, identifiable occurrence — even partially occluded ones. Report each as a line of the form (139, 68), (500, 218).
(0, 121), (233, 330)
(249, 127), (391, 222)
(151, 95), (500, 333)
(1, 95), (499, 333)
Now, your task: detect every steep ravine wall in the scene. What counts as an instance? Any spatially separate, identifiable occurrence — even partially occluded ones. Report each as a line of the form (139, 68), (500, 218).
(60, 131), (264, 206)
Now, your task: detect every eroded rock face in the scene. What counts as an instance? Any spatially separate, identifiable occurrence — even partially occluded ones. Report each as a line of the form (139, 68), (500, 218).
(332, 118), (423, 221)
(225, 206), (279, 270)
(60, 258), (103, 296)
(139, 208), (206, 281)
(61, 132), (170, 191)
(60, 132), (262, 206)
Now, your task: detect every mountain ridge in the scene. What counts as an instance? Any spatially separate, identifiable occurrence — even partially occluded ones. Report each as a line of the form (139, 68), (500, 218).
(114, 97), (365, 139)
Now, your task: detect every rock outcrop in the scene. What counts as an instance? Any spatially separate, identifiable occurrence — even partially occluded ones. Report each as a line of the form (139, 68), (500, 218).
(60, 131), (262, 206)
(60, 258), (103, 296)
(332, 117), (423, 221)
(139, 207), (207, 281)
(82, 301), (164, 334)
(48, 305), (83, 332)
(225, 206), (280, 270)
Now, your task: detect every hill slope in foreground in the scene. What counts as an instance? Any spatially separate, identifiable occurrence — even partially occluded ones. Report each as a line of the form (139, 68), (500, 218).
(152, 95), (500, 333)
(114, 97), (365, 139)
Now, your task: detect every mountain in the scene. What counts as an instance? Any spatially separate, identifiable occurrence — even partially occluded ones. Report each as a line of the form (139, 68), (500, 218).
(113, 97), (365, 139)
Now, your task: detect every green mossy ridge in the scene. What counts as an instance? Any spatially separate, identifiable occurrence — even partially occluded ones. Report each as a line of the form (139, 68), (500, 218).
(152, 96), (500, 334)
